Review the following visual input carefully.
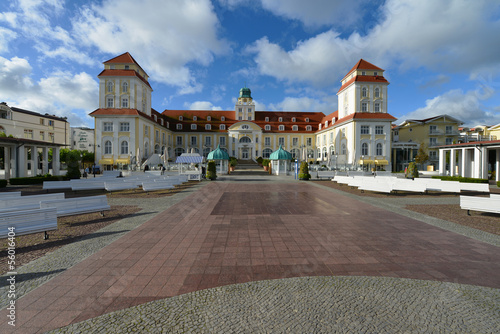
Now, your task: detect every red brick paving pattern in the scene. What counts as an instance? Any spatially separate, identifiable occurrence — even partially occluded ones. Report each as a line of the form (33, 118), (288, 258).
(3, 182), (500, 333)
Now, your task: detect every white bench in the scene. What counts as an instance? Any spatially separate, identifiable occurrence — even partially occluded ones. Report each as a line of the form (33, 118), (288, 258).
(40, 195), (110, 217)
(0, 207), (58, 239)
(43, 180), (73, 191)
(332, 176), (354, 185)
(71, 181), (106, 191)
(0, 193), (65, 210)
(390, 179), (427, 193)
(460, 195), (500, 216)
(145, 171), (163, 176)
(102, 171), (122, 177)
(105, 181), (141, 192)
(358, 179), (393, 194)
(0, 192), (21, 199)
(459, 182), (490, 193)
(142, 182), (175, 192)
(316, 171), (335, 179)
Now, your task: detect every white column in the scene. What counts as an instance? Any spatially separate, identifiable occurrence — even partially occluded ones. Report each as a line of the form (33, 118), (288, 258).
(31, 146), (38, 177)
(4, 145), (11, 180)
(438, 148), (446, 175)
(496, 148), (500, 182)
(481, 146), (488, 179)
(18, 145), (26, 177)
(42, 147), (49, 175)
(52, 147), (60, 176)
(450, 148), (456, 176)
(473, 146), (481, 178)
(460, 148), (466, 177)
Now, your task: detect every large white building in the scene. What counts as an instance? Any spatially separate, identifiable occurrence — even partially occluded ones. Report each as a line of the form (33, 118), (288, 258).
(91, 53), (396, 171)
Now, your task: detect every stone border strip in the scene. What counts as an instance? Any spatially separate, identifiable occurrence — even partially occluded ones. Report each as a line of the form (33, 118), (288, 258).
(48, 276), (500, 333)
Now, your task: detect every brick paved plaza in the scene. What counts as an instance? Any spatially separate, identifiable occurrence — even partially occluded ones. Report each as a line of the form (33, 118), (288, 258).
(1, 174), (499, 333)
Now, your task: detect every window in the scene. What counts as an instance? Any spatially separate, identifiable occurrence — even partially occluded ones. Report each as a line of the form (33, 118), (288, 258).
(107, 82), (113, 92)
(278, 117), (283, 122)
(205, 124), (211, 130)
(429, 151), (438, 160)
(248, 108), (252, 113)
(24, 129), (33, 139)
(125, 65), (129, 70)
(375, 126), (384, 135)
(342, 128), (346, 137)
(238, 116), (242, 120)
(176, 124), (182, 130)
(278, 137), (285, 146)
(292, 138), (298, 146)
(238, 108), (242, 112)
(361, 102), (368, 112)
(305, 118), (309, 122)
(193, 116), (197, 121)
(240, 136), (251, 143)
(362, 87), (367, 97)
(161, 119), (164, 126)
(190, 136), (197, 146)
(40, 131), (44, 140)
(154, 115), (157, 121)
(162, 133), (166, 144)
(278, 125), (285, 131)
(104, 122), (113, 132)
(376, 143), (383, 156)
(205, 136), (211, 146)
(221, 116), (225, 121)
(361, 143), (368, 155)
(120, 141), (128, 154)
(104, 140), (112, 154)
(361, 71), (366, 75)
(145, 125), (150, 136)
(429, 137), (437, 146)
(121, 97), (128, 108)
(248, 116), (252, 121)
(374, 88), (380, 98)
(325, 121), (328, 127)
(446, 137), (453, 145)
(263, 148), (272, 158)
(446, 126), (453, 134)
(430, 125), (437, 134)
(292, 125), (298, 131)
(306, 125), (312, 131)
(178, 116), (184, 121)
(265, 125), (271, 131)
(154, 144), (160, 154)
(374, 103), (380, 112)
(49, 132), (54, 142)
(242, 125), (249, 129)
(155, 130), (159, 142)
(191, 124), (197, 130)
(220, 124), (226, 130)
(107, 97), (114, 108)
(264, 137), (271, 146)
(176, 136), (183, 145)
(40, 118), (44, 125)
(122, 82), (128, 93)
(265, 117), (269, 122)
(306, 138), (312, 146)
(120, 122), (130, 132)
(361, 125), (370, 134)
(219, 136), (226, 146)
(341, 143), (346, 154)
(374, 71), (378, 76)
(292, 117), (296, 122)
(207, 116), (211, 121)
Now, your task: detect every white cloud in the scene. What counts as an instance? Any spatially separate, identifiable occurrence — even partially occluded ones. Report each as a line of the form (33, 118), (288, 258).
(0, 56), (98, 127)
(185, 101), (223, 110)
(247, 0), (500, 86)
(398, 89), (500, 127)
(0, 27), (17, 53)
(72, 0), (230, 94)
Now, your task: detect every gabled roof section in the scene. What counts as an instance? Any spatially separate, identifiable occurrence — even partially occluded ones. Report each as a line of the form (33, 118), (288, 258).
(397, 114), (463, 127)
(104, 52), (141, 67)
(342, 59), (384, 81)
(337, 74), (389, 94)
(98, 69), (152, 89)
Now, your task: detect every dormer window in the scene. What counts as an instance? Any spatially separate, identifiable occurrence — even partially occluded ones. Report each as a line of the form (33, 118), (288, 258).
(319, 124), (322, 130)
(207, 116), (211, 121)
(191, 124), (197, 130)
(265, 125), (271, 131)
(179, 116), (183, 121)
(374, 71), (378, 76)
(361, 71), (366, 75)
(220, 124), (226, 130)
(325, 121), (328, 127)
(292, 125), (298, 131)
(278, 125), (285, 131)
(205, 124), (211, 130)
(265, 117), (269, 122)
(125, 65), (129, 70)
(306, 125), (312, 131)
(292, 117), (296, 122)
(305, 118), (309, 122)
(193, 116), (197, 121)
(176, 124), (182, 130)
(154, 115), (157, 121)
(278, 117), (283, 122)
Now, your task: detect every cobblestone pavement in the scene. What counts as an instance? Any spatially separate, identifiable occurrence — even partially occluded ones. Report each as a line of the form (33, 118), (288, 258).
(1, 175), (499, 333)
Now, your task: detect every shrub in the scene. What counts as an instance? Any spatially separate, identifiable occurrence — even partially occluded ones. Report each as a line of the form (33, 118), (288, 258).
(229, 157), (238, 167)
(206, 161), (217, 180)
(497, 181), (500, 188)
(406, 162), (419, 179)
(256, 157), (263, 165)
(8, 175), (69, 185)
(0, 179), (7, 188)
(432, 176), (489, 183)
(262, 159), (270, 167)
(298, 161), (311, 180)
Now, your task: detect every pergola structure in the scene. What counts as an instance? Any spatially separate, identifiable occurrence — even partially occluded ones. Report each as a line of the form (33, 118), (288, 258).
(0, 137), (65, 180)
(438, 140), (500, 181)
(207, 145), (230, 175)
(269, 145), (292, 176)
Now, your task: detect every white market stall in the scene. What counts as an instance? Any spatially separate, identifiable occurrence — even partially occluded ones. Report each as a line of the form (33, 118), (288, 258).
(175, 153), (204, 181)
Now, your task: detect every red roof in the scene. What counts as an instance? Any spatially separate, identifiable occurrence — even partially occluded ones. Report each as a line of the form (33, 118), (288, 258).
(342, 59), (384, 80)
(335, 112), (397, 126)
(98, 69), (152, 89)
(337, 74), (389, 93)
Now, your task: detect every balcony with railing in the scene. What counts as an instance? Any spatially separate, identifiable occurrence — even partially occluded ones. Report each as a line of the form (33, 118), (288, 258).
(459, 134), (497, 143)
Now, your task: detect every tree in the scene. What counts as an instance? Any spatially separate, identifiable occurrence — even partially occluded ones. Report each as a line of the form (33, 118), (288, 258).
(407, 162), (419, 179)
(206, 161), (217, 180)
(414, 143), (429, 168)
(298, 161), (311, 180)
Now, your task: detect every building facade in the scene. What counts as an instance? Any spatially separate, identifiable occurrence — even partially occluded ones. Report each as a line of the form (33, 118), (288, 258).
(71, 127), (95, 152)
(0, 102), (69, 178)
(91, 53), (395, 171)
(392, 115), (463, 172)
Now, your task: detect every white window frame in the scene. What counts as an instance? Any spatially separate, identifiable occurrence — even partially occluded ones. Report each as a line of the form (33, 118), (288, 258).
(279, 125), (285, 131)
(103, 122), (113, 132)
(120, 141), (129, 155)
(176, 124), (182, 130)
(375, 126), (384, 135)
(376, 143), (383, 156)
(361, 142), (368, 155)
(361, 125), (370, 135)
(220, 124), (226, 130)
(264, 137), (271, 146)
(104, 140), (112, 154)
(265, 125), (271, 131)
(120, 122), (130, 132)
(292, 125), (298, 131)
(205, 124), (211, 130)
(191, 124), (197, 130)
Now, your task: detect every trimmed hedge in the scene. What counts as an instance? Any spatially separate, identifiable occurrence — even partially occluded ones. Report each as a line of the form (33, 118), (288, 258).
(8, 175), (69, 185)
(0, 179), (7, 188)
(497, 181), (500, 188)
(432, 176), (488, 184)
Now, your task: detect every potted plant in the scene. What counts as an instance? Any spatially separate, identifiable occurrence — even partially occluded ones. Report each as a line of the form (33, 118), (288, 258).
(406, 162), (419, 179)
(298, 161), (311, 180)
(262, 159), (270, 171)
(229, 157), (237, 171)
(206, 161), (217, 180)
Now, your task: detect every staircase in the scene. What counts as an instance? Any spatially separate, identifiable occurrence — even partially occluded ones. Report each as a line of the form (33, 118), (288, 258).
(231, 159), (268, 176)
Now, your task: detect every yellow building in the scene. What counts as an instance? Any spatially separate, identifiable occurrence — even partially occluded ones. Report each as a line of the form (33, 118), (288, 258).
(91, 54), (396, 172)
(392, 115), (463, 171)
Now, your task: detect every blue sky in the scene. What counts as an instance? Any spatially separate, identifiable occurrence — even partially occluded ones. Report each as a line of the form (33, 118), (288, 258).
(1, 0), (500, 128)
